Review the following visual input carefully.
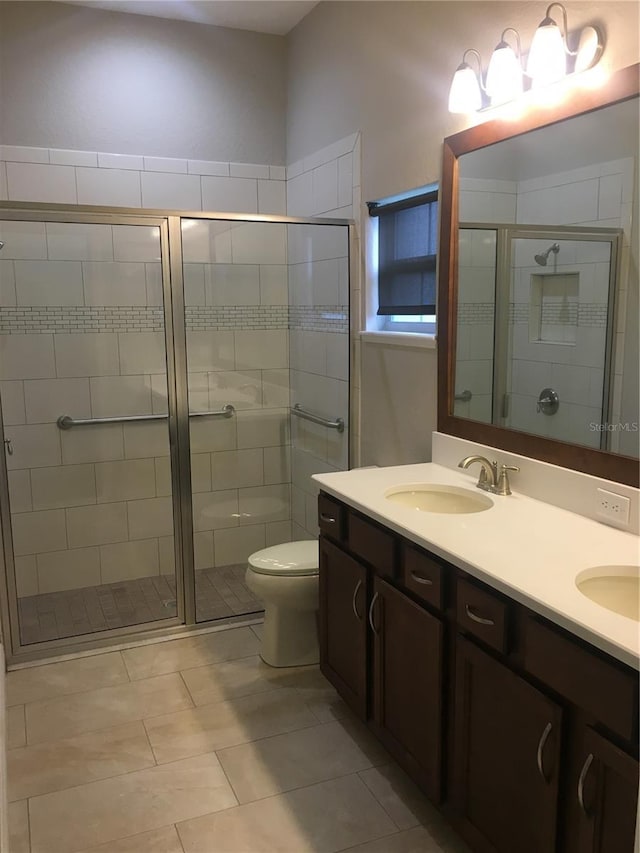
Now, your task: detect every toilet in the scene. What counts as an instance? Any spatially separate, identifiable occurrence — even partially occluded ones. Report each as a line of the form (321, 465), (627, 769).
(245, 540), (319, 668)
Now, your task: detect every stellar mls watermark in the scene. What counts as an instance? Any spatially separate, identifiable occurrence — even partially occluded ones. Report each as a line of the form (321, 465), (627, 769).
(589, 422), (639, 432)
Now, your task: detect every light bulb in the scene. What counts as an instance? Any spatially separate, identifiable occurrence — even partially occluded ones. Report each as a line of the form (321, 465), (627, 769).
(448, 63), (482, 113)
(526, 17), (566, 85)
(486, 42), (523, 106)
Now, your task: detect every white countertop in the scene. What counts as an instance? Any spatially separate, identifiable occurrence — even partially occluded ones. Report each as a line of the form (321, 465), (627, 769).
(313, 463), (640, 670)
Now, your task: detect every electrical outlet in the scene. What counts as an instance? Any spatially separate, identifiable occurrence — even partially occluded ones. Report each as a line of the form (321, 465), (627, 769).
(596, 488), (631, 526)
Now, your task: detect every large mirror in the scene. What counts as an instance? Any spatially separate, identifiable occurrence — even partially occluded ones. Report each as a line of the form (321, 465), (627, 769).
(438, 64), (639, 486)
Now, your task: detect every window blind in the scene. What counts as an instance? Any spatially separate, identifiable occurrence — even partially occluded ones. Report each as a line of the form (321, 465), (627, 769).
(368, 190), (438, 316)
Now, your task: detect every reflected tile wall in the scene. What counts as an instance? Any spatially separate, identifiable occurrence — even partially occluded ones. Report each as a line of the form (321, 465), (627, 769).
(458, 157), (635, 453)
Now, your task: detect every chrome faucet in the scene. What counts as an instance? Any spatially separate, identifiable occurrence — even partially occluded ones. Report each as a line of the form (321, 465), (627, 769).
(458, 456), (498, 492)
(458, 456), (519, 496)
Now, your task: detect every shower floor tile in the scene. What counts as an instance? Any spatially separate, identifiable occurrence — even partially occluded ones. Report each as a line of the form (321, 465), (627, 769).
(17, 564), (263, 646)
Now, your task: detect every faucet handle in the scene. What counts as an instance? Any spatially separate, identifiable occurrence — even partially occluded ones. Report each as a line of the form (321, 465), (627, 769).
(496, 464), (520, 495)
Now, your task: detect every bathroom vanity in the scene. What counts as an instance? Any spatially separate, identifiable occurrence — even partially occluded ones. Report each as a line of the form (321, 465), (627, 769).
(313, 462), (639, 853)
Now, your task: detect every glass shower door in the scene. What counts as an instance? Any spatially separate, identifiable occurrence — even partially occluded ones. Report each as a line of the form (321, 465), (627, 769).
(0, 216), (181, 647)
(181, 217), (291, 622)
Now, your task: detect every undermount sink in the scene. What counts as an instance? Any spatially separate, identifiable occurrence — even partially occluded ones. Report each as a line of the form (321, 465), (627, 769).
(575, 565), (640, 622)
(384, 484), (494, 514)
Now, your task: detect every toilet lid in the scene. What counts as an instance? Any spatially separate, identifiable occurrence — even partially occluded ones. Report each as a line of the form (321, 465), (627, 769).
(248, 541), (319, 577)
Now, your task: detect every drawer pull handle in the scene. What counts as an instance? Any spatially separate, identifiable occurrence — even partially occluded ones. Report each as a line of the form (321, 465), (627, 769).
(410, 571), (433, 586)
(577, 753), (594, 815)
(465, 604), (495, 626)
(320, 513), (336, 524)
(368, 592), (380, 636)
(352, 580), (363, 621)
(536, 722), (553, 783)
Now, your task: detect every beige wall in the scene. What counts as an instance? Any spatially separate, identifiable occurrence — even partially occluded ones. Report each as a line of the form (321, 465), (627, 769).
(286, 0), (640, 466)
(0, 2), (287, 164)
(360, 342), (437, 465)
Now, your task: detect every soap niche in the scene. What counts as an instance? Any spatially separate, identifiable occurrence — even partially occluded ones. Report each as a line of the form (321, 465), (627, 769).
(529, 273), (579, 344)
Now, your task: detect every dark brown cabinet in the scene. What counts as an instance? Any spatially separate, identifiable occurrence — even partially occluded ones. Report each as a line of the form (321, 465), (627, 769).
(452, 635), (563, 853)
(318, 536), (368, 719)
(317, 492), (639, 853)
(370, 576), (444, 802)
(570, 726), (639, 853)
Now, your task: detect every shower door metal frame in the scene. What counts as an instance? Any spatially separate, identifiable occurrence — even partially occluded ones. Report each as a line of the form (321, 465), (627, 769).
(0, 202), (354, 665)
(0, 207), (189, 662)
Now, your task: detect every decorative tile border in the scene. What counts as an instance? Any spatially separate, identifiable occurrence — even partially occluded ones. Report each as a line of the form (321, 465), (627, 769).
(0, 306), (164, 334)
(289, 305), (348, 333)
(0, 304), (350, 334)
(185, 305), (288, 331)
(456, 303), (495, 324)
(508, 302), (608, 327)
(577, 304), (608, 327)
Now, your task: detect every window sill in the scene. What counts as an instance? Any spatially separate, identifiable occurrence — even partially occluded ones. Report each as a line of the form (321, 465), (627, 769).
(359, 330), (437, 349)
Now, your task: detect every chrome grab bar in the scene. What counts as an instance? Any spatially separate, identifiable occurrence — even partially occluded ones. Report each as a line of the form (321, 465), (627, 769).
(455, 390), (472, 402)
(57, 404), (235, 430)
(291, 403), (344, 433)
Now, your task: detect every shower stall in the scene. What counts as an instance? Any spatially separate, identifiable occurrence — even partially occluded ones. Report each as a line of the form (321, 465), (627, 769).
(0, 206), (352, 663)
(454, 223), (622, 449)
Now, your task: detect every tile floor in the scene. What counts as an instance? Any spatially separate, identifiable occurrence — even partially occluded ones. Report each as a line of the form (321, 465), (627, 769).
(7, 624), (472, 853)
(18, 565), (263, 645)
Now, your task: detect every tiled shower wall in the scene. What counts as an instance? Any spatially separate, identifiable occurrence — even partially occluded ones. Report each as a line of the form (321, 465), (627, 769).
(0, 146), (286, 214)
(457, 156), (635, 449)
(0, 141), (356, 594)
(0, 148), (291, 597)
(286, 133), (360, 539)
(508, 235), (612, 448)
(508, 158), (633, 450)
(455, 228), (497, 425)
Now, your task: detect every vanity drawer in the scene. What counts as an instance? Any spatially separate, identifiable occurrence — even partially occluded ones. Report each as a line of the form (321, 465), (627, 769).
(348, 512), (396, 579)
(402, 544), (444, 611)
(318, 493), (346, 544)
(456, 577), (509, 654)
(523, 616), (638, 742)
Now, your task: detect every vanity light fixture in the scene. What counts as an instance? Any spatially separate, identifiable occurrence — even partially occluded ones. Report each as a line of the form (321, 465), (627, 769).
(486, 28), (524, 106)
(526, 3), (569, 85)
(448, 49), (483, 114)
(447, 2), (604, 114)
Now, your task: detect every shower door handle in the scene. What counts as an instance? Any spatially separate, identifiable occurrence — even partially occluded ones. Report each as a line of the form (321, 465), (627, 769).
(3, 439), (12, 456)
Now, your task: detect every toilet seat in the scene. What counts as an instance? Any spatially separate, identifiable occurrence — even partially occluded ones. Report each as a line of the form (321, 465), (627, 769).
(248, 541), (319, 577)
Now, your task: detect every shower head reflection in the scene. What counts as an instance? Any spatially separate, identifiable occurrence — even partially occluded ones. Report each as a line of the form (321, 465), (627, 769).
(534, 242), (560, 266)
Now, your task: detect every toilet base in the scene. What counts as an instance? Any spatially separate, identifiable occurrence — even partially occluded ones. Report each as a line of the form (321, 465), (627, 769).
(260, 604), (319, 668)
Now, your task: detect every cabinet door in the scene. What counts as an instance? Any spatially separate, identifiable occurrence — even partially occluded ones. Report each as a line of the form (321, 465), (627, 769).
(452, 636), (563, 853)
(319, 536), (368, 719)
(573, 726), (639, 853)
(370, 577), (444, 802)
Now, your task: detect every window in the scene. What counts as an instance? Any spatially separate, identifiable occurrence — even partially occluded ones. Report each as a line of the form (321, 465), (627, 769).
(368, 188), (438, 332)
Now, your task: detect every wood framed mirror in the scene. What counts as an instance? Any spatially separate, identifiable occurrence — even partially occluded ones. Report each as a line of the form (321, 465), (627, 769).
(438, 63), (639, 487)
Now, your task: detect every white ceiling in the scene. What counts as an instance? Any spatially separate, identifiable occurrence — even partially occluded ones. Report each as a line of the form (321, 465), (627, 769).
(55, 0), (320, 35)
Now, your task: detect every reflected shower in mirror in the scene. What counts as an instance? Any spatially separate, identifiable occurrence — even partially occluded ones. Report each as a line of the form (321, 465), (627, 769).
(452, 96), (638, 459)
